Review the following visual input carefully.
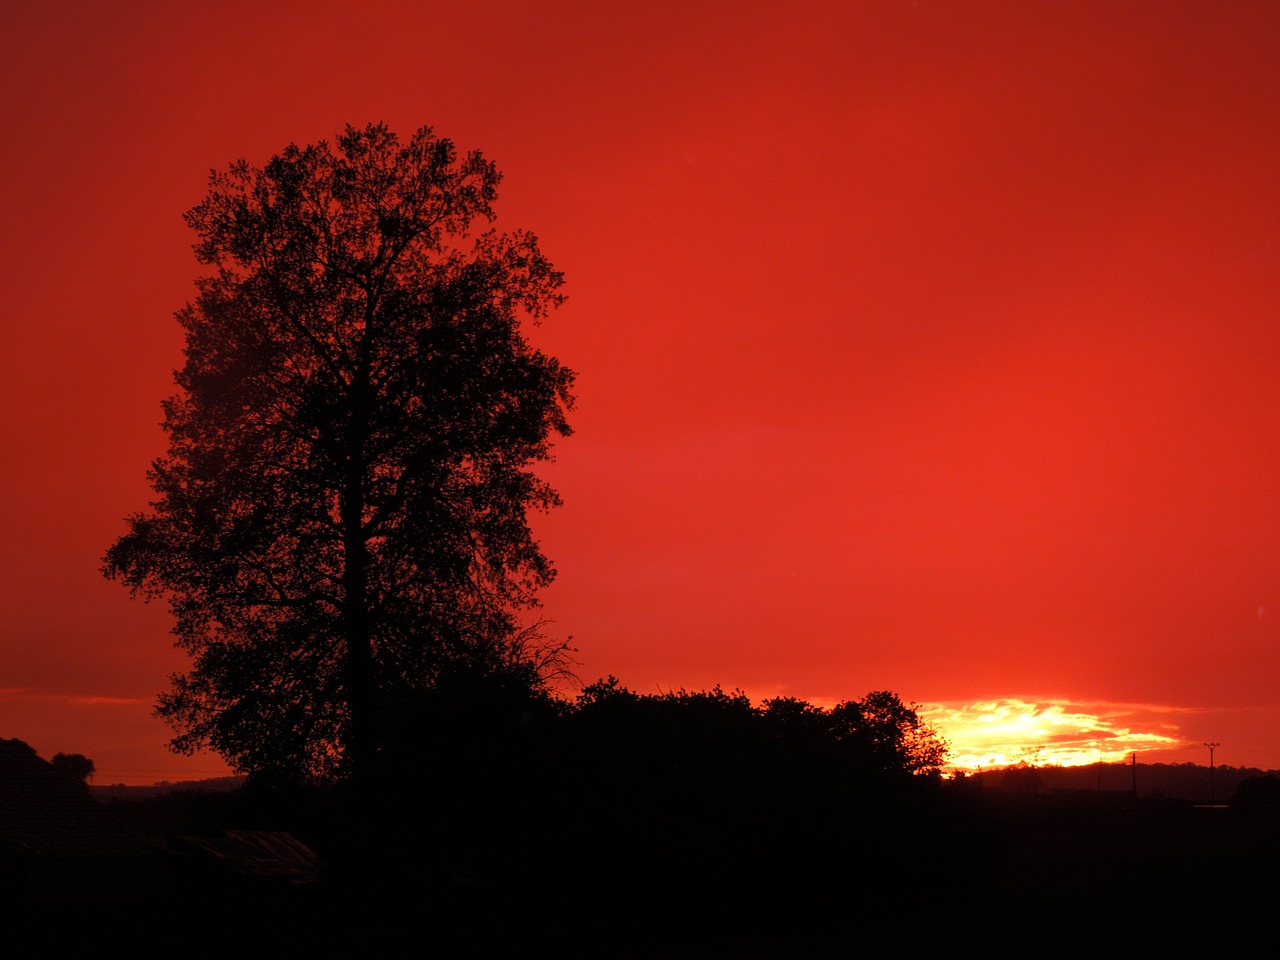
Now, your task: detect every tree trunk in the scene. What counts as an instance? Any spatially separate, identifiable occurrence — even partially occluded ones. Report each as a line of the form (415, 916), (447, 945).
(343, 513), (375, 791)
(342, 362), (376, 793)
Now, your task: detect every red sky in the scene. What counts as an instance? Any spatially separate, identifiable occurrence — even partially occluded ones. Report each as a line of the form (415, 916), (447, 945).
(4, 1), (1280, 781)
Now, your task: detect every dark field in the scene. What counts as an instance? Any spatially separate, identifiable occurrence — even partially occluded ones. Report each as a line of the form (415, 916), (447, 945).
(12, 764), (1280, 955)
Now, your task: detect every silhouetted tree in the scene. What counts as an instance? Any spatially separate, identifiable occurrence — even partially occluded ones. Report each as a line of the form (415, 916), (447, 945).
(1001, 762), (1044, 795)
(759, 694), (828, 732)
(574, 682), (948, 781)
(830, 690), (949, 777)
(103, 124), (574, 787)
(1232, 773), (1280, 811)
(50, 752), (95, 786)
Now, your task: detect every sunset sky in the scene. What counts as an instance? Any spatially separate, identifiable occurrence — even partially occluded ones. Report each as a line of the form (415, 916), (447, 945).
(4, 1), (1280, 782)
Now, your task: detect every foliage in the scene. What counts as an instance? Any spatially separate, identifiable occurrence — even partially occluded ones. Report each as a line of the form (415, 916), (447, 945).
(1000, 762), (1045, 795)
(103, 124), (574, 784)
(763, 690), (949, 777)
(575, 680), (949, 779)
(1232, 774), (1280, 811)
(50, 752), (95, 785)
(830, 690), (951, 776)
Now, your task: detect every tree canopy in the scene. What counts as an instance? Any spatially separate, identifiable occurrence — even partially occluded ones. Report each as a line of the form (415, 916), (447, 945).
(574, 679), (949, 779)
(50, 752), (95, 786)
(104, 124), (574, 784)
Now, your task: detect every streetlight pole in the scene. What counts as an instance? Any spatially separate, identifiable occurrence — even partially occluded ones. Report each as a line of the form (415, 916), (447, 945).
(1204, 742), (1221, 804)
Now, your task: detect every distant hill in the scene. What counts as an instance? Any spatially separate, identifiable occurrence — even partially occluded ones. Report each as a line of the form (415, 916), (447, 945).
(84, 763), (1280, 804)
(965, 760), (1279, 803)
(82, 762), (1280, 805)
(91, 776), (246, 801)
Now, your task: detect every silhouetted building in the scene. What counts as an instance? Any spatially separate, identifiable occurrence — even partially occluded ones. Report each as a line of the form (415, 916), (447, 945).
(0, 737), (162, 901)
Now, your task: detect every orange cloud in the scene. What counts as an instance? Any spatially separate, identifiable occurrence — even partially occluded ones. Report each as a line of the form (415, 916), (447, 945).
(922, 698), (1185, 769)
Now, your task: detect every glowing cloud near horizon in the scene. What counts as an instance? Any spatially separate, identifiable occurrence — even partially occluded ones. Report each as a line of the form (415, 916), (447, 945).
(923, 698), (1183, 769)
(0, 688), (149, 707)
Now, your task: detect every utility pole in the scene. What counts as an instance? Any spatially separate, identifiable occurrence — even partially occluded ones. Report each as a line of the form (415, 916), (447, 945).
(1204, 742), (1221, 804)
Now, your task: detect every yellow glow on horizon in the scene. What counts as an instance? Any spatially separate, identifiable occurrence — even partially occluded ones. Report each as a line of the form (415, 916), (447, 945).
(922, 698), (1182, 770)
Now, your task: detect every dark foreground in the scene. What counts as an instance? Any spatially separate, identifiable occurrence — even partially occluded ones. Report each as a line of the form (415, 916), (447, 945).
(10, 776), (1280, 956)
(8, 683), (1280, 954)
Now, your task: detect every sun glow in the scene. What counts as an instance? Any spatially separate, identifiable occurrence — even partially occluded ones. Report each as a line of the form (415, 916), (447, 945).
(923, 699), (1182, 770)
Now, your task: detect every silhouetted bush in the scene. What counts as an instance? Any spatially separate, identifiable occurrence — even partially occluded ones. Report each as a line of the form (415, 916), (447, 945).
(50, 752), (95, 788)
(1233, 774), (1280, 812)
